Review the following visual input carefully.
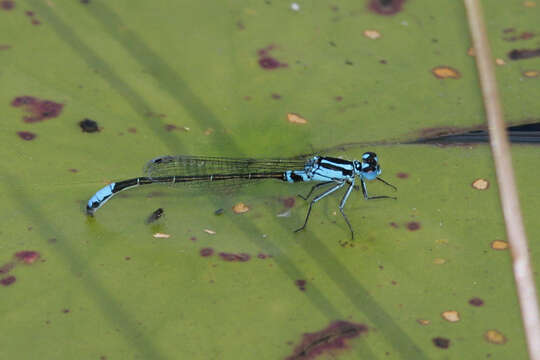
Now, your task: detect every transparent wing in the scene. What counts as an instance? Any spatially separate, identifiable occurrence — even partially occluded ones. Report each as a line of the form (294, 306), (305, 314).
(143, 155), (308, 178)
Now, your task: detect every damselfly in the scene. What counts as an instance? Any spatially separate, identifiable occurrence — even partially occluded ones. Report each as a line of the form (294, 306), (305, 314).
(86, 153), (397, 239)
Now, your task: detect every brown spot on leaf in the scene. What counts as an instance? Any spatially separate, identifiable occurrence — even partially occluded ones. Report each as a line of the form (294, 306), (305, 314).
(472, 178), (489, 190)
(484, 329), (507, 344)
(232, 202), (249, 214)
(287, 113), (308, 124)
(363, 29), (381, 39)
(491, 240), (509, 250)
(523, 70), (539, 78)
(432, 66), (461, 79)
(441, 310), (460, 322)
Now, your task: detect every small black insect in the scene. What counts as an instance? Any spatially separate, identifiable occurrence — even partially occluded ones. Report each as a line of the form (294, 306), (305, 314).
(146, 208), (164, 224)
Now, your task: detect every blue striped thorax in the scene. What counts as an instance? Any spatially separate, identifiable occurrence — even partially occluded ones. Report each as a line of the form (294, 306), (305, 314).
(285, 152), (382, 183)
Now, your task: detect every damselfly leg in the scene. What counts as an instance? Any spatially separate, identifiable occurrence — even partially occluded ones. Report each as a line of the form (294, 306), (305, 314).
(297, 181), (334, 200)
(339, 181), (356, 239)
(361, 179), (397, 201)
(294, 181), (346, 235)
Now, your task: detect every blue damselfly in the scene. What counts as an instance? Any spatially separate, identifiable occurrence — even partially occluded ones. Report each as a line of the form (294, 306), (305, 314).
(86, 153), (397, 239)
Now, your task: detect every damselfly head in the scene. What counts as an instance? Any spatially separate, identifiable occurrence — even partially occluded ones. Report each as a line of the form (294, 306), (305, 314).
(355, 152), (381, 180)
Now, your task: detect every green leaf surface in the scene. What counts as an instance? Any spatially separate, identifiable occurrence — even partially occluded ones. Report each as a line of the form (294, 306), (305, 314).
(1, 0), (539, 359)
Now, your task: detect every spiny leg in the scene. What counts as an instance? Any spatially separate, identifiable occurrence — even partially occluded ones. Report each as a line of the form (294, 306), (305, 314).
(297, 181), (334, 200)
(361, 179), (397, 200)
(376, 177), (397, 191)
(294, 182), (345, 234)
(339, 181), (356, 240)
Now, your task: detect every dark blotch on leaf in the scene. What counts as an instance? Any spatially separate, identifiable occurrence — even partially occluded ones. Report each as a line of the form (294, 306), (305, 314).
(469, 297), (484, 306)
(0, 0), (15, 10)
(432, 337), (450, 349)
(79, 118), (99, 133)
(200, 248), (214, 257)
(1, 275), (16, 286)
(406, 222), (421, 231)
(17, 131), (36, 141)
(368, 0), (406, 15)
(286, 321), (368, 360)
(295, 279), (306, 291)
(214, 208), (224, 215)
(508, 48), (540, 60)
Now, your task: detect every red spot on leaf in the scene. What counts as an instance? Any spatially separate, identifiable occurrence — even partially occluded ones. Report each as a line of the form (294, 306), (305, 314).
(1, 275), (16, 286)
(257, 45), (287, 70)
(11, 96), (63, 123)
(219, 252), (251, 262)
(14, 250), (40, 264)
